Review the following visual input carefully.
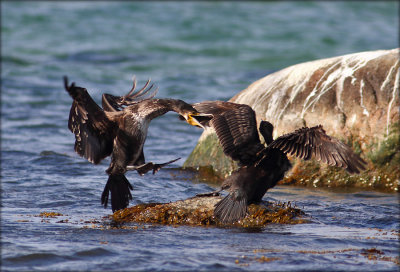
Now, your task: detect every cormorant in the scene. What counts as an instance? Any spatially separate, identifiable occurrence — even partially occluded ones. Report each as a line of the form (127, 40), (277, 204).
(191, 101), (367, 223)
(64, 76), (203, 212)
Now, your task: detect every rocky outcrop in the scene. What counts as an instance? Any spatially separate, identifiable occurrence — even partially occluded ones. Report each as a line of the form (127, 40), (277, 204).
(184, 49), (399, 192)
(112, 196), (306, 227)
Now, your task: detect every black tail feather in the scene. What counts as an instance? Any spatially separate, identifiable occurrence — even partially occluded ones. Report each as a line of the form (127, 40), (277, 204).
(214, 193), (247, 223)
(101, 174), (133, 212)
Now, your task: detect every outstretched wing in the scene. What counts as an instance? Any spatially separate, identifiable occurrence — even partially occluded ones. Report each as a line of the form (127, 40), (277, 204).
(192, 101), (241, 127)
(193, 101), (264, 165)
(267, 125), (367, 174)
(64, 76), (115, 164)
(102, 77), (158, 112)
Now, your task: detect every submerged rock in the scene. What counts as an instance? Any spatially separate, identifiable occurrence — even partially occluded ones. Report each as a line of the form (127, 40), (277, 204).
(184, 48), (400, 191)
(112, 196), (307, 227)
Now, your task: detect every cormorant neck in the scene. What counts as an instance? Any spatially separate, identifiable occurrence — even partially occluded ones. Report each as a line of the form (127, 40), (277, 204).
(160, 98), (183, 111)
(259, 121), (274, 145)
(145, 99), (188, 120)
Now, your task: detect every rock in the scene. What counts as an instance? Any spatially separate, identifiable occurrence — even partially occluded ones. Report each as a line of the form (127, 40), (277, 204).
(111, 196), (307, 227)
(184, 49), (399, 191)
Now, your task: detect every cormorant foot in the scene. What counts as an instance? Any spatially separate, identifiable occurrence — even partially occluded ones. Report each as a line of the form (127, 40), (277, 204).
(126, 158), (181, 175)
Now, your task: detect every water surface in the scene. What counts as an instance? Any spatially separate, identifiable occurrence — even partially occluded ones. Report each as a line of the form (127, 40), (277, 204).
(1, 2), (399, 271)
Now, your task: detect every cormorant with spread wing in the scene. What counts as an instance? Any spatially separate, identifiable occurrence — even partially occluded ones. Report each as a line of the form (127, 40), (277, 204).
(64, 76), (203, 212)
(191, 101), (367, 223)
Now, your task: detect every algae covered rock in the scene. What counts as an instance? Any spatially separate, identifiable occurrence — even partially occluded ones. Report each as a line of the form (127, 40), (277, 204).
(112, 196), (307, 227)
(184, 49), (400, 191)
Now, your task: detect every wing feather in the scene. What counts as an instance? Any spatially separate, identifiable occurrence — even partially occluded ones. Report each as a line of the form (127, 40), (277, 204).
(268, 125), (366, 173)
(206, 103), (264, 165)
(192, 101), (266, 165)
(101, 78), (158, 112)
(64, 77), (115, 164)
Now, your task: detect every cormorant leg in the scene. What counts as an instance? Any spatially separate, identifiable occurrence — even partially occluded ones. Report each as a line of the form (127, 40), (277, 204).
(126, 158), (181, 176)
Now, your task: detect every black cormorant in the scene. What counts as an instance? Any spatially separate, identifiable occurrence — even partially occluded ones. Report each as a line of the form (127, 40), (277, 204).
(64, 76), (203, 212)
(191, 101), (367, 223)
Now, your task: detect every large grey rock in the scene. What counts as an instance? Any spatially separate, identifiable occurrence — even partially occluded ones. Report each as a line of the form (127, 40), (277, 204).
(184, 49), (399, 191)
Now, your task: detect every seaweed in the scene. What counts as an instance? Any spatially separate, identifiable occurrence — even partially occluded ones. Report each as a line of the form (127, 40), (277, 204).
(112, 196), (307, 228)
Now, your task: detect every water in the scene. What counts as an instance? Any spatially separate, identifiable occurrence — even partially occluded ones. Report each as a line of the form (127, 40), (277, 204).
(1, 2), (399, 271)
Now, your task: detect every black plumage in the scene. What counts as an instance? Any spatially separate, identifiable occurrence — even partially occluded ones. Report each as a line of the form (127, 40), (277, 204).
(192, 101), (367, 223)
(65, 76), (202, 212)
(193, 101), (264, 166)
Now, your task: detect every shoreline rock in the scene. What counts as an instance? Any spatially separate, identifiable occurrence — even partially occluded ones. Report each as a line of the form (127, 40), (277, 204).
(184, 49), (399, 192)
(111, 196), (307, 227)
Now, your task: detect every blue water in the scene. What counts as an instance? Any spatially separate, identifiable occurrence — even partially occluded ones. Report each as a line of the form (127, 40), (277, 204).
(1, 2), (399, 271)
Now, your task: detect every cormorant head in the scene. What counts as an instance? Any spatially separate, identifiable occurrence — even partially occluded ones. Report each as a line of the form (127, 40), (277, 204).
(259, 120), (274, 145)
(174, 100), (212, 129)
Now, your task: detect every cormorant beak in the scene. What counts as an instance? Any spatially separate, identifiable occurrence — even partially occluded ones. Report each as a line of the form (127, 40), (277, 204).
(184, 113), (212, 129)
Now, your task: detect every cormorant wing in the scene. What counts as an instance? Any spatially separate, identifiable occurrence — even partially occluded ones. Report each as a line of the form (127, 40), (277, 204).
(193, 101), (264, 165)
(64, 77), (115, 164)
(101, 93), (124, 112)
(101, 78), (158, 112)
(192, 101), (242, 127)
(267, 125), (367, 174)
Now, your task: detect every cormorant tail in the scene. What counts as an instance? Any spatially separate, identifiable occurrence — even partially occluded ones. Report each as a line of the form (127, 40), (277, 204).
(214, 193), (247, 223)
(101, 174), (133, 212)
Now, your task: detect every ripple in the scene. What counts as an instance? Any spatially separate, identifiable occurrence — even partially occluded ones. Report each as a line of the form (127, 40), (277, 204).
(37, 200), (78, 208)
(39, 150), (70, 157)
(4, 252), (65, 266)
(73, 247), (113, 257)
(58, 51), (150, 65)
(16, 123), (60, 129)
(2, 55), (33, 66)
